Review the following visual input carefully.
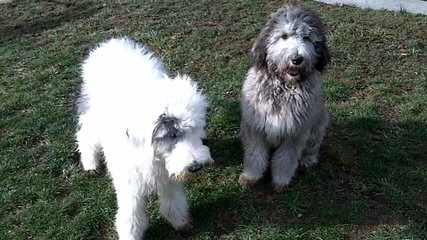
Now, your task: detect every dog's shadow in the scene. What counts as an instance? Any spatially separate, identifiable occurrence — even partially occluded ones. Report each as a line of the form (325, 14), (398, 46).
(147, 117), (427, 239)
(205, 97), (243, 168)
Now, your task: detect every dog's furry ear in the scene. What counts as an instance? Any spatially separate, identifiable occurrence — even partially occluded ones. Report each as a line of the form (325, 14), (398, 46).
(314, 41), (330, 72)
(302, 9), (330, 72)
(251, 31), (268, 69)
(251, 18), (277, 69)
(151, 114), (183, 145)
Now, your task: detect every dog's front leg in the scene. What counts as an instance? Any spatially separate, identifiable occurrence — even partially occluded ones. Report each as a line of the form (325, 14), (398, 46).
(239, 122), (269, 188)
(271, 135), (307, 192)
(114, 181), (148, 240)
(158, 181), (192, 235)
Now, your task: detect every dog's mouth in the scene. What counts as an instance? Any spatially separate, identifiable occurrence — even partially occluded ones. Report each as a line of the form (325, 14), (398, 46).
(287, 69), (300, 77)
(283, 67), (303, 80)
(272, 63), (305, 81)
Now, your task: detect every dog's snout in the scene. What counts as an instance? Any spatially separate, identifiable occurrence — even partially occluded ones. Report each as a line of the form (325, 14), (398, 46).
(291, 56), (303, 65)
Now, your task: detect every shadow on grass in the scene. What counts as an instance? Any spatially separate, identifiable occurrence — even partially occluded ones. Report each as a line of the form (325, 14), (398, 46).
(205, 97), (242, 168)
(148, 117), (426, 239)
(0, 1), (100, 41)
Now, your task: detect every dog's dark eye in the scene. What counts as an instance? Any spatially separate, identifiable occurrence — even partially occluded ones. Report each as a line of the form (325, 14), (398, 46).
(281, 34), (288, 40)
(168, 131), (180, 140)
(168, 129), (183, 140)
(303, 36), (310, 41)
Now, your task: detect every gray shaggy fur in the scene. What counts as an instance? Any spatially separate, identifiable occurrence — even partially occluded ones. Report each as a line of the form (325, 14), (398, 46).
(239, 5), (330, 191)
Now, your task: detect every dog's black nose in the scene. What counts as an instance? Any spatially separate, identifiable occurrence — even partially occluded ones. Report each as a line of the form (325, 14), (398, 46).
(291, 56), (303, 65)
(187, 161), (203, 173)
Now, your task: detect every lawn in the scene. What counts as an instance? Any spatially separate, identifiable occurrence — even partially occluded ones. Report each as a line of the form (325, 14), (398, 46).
(0, 0), (426, 239)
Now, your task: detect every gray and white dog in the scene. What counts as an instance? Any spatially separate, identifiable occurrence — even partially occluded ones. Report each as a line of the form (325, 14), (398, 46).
(239, 5), (330, 192)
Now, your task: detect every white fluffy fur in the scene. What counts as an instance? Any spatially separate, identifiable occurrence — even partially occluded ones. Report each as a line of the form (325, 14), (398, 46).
(76, 38), (213, 240)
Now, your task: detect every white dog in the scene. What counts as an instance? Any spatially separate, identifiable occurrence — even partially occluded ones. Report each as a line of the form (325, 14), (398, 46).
(76, 38), (213, 240)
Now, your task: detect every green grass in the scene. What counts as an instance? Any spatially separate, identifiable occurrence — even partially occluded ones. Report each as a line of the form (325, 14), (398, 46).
(1, 0), (426, 239)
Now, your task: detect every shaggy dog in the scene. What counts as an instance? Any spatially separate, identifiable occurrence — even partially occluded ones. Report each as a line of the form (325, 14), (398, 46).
(239, 5), (330, 192)
(76, 38), (213, 240)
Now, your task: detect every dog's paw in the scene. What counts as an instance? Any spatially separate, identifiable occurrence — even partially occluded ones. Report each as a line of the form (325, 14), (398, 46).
(239, 174), (258, 189)
(273, 184), (289, 193)
(176, 222), (193, 238)
(300, 155), (318, 168)
(85, 169), (99, 176)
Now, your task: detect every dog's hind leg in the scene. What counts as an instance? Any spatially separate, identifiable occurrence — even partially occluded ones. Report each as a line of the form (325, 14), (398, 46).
(158, 182), (192, 235)
(301, 111), (329, 168)
(76, 115), (101, 171)
(239, 121), (270, 188)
